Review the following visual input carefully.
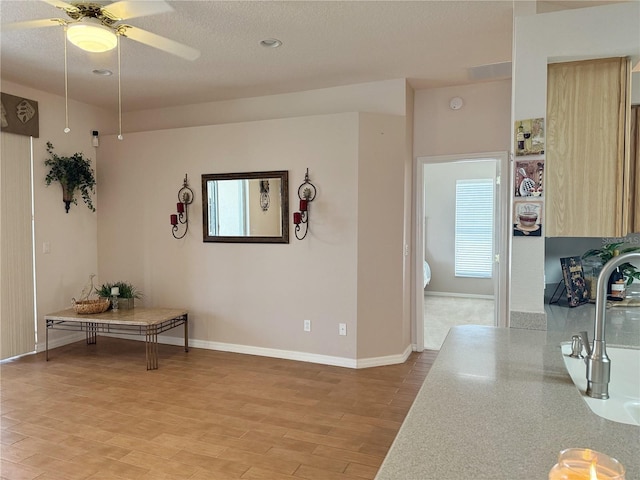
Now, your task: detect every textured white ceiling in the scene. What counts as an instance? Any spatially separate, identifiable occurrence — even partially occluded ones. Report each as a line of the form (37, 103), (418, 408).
(0, 0), (620, 113)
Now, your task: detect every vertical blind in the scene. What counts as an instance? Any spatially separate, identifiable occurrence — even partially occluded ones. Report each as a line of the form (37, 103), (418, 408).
(1, 133), (36, 360)
(454, 179), (494, 278)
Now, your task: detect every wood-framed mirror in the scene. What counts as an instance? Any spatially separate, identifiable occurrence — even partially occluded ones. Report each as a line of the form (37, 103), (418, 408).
(201, 171), (289, 243)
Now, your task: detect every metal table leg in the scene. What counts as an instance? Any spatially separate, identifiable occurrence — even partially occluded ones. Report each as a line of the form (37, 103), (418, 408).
(184, 314), (189, 352)
(46, 319), (49, 361)
(146, 324), (159, 370)
(86, 322), (97, 345)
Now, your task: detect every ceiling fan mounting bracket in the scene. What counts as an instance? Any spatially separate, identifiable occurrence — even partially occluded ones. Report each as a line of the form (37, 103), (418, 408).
(63, 2), (119, 28)
(115, 24), (133, 37)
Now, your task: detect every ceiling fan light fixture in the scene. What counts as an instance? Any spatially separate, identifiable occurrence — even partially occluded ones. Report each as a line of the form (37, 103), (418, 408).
(67, 19), (118, 53)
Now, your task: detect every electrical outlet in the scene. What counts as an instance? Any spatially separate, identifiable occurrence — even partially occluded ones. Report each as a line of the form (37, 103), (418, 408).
(43, 242), (51, 254)
(339, 323), (347, 336)
(304, 320), (311, 332)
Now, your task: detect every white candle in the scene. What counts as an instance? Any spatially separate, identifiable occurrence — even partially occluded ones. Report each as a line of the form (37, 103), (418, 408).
(111, 287), (120, 296)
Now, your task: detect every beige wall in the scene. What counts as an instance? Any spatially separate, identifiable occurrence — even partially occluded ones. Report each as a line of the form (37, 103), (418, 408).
(413, 80), (511, 158)
(356, 113), (407, 359)
(1, 80), (114, 350)
(403, 82), (415, 352)
(1, 77), (412, 366)
(512, 2), (640, 317)
(247, 178), (282, 237)
(412, 80), (511, 320)
(122, 79), (409, 134)
(97, 112), (408, 364)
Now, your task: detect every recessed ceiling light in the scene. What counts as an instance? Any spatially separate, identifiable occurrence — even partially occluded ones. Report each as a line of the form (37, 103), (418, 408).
(93, 69), (113, 76)
(260, 38), (282, 48)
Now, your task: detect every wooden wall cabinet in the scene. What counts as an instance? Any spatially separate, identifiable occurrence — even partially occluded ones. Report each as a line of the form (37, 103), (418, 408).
(546, 57), (636, 237)
(630, 105), (640, 231)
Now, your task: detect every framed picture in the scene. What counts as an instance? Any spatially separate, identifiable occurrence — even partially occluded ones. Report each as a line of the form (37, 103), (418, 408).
(514, 157), (544, 198)
(560, 256), (589, 307)
(513, 200), (542, 237)
(514, 118), (544, 156)
(1, 92), (39, 138)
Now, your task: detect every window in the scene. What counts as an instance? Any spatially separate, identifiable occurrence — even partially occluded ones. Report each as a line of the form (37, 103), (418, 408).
(455, 179), (494, 278)
(208, 179), (248, 236)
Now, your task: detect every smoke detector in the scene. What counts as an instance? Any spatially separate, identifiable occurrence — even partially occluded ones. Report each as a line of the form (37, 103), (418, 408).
(449, 97), (464, 110)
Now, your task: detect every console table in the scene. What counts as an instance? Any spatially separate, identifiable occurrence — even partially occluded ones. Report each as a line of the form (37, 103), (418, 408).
(44, 307), (189, 370)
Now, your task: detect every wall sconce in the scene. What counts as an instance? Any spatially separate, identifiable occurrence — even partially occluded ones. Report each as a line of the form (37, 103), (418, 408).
(259, 179), (270, 211)
(293, 168), (317, 240)
(170, 174), (194, 239)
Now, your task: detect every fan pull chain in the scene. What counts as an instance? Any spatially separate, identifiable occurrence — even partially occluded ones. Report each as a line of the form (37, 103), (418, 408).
(63, 26), (70, 134)
(117, 35), (123, 141)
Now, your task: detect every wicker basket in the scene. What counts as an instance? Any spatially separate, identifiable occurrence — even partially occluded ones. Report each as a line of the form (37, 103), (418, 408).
(73, 298), (110, 315)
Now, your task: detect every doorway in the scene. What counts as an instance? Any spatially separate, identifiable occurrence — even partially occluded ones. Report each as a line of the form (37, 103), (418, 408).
(414, 152), (509, 351)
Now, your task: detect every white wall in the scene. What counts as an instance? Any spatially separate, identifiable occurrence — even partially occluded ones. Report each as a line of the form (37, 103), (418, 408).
(0, 80), (114, 350)
(512, 2), (640, 317)
(424, 160), (496, 296)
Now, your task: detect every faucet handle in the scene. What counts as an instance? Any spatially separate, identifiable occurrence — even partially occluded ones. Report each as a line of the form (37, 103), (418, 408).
(569, 335), (584, 358)
(579, 331), (592, 356)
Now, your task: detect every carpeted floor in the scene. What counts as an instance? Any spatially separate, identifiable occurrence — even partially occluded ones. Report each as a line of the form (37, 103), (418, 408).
(423, 295), (495, 350)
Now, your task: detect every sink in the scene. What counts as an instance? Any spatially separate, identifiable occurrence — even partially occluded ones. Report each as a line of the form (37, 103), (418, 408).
(561, 343), (640, 426)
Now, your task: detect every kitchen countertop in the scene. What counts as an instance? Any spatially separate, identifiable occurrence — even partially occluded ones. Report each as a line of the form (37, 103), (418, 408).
(375, 316), (640, 479)
(546, 300), (640, 348)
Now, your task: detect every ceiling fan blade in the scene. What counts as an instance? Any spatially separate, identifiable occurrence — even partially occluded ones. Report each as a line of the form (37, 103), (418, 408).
(120, 26), (200, 61)
(3, 18), (66, 31)
(41, 0), (79, 13)
(103, 0), (173, 21)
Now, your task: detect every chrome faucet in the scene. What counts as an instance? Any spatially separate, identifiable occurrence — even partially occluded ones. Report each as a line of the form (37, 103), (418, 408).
(584, 251), (640, 399)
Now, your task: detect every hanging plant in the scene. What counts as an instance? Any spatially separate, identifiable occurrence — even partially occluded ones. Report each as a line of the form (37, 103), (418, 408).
(44, 141), (96, 213)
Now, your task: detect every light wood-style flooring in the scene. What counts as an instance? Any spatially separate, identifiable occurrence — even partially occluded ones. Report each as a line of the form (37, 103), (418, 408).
(1, 338), (436, 480)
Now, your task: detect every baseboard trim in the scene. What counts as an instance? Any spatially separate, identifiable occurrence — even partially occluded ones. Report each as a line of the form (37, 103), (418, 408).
(36, 332), (84, 353)
(189, 337), (359, 368)
(37, 333), (413, 369)
(424, 291), (494, 300)
(355, 344), (413, 368)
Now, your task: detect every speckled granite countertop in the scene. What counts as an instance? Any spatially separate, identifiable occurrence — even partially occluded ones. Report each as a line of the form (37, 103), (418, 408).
(375, 323), (640, 480)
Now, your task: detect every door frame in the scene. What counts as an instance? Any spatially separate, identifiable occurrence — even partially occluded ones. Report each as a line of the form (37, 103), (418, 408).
(413, 151), (510, 351)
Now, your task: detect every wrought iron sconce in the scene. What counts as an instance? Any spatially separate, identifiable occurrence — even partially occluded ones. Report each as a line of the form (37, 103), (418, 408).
(259, 179), (270, 211)
(293, 168), (316, 240)
(170, 174), (194, 239)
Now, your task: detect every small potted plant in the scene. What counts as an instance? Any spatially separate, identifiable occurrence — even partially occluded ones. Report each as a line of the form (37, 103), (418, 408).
(582, 241), (640, 298)
(96, 281), (143, 310)
(44, 141), (96, 213)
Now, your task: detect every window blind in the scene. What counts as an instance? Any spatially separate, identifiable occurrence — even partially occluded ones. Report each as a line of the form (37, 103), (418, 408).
(1, 133), (36, 360)
(455, 179), (494, 278)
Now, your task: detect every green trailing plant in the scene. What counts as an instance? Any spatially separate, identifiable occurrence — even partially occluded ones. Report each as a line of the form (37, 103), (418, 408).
(44, 141), (96, 213)
(582, 241), (640, 286)
(95, 281), (143, 299)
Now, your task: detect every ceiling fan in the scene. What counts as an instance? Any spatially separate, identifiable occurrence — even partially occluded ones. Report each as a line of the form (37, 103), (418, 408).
(4, 0), (200, 61)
